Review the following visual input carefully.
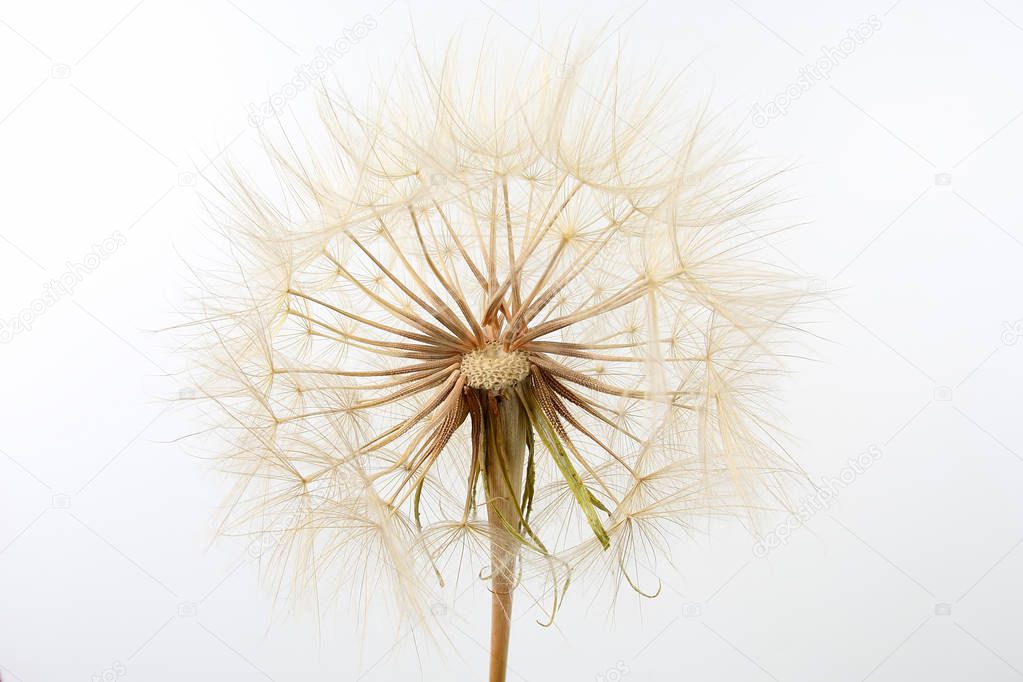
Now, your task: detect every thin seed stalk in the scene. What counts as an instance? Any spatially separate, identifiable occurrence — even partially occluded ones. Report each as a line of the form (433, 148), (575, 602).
(483, 392), (530, 682)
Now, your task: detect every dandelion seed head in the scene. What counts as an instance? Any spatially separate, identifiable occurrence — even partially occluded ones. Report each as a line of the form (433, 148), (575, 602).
(182, 32), (810, 625)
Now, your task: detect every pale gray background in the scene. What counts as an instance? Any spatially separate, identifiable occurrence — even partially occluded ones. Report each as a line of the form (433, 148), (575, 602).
(1, 1), (1021, 680)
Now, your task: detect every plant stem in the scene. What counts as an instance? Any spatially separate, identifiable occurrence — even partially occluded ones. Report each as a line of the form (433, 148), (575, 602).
(488, 570), (515, 682)
(485, 394), (529, 682)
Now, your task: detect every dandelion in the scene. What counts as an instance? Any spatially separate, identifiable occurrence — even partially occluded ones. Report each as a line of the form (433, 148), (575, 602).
(185, 35), (806, 682)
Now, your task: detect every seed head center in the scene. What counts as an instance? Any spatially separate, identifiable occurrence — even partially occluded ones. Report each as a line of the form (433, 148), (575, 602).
(460, 343), (530, 392)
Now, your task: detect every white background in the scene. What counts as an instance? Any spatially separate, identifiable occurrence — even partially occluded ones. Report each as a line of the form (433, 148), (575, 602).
(2, 1), (1022, 680)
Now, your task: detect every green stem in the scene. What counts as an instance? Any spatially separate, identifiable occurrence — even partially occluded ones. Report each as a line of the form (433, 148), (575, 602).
(484, 393), (529, 682)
